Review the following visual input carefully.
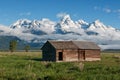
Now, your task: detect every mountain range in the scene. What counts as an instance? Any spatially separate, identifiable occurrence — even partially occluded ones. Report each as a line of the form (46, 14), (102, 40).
(0, 14), (120, 50)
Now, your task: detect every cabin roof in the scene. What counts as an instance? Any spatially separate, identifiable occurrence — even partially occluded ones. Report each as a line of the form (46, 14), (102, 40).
(72, 41), (100, 49)
(47, 40), (100, 49)
(48, 41), (78, 49)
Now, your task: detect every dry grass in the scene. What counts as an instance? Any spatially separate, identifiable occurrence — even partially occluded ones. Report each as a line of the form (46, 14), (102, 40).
(0, 51), (41, 57)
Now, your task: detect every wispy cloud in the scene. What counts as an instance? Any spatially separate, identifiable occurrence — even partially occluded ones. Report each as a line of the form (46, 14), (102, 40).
(73, 14), (78, 17)
(103, 8), (111, 13)
(56, 12), (68, 18)
(94, 6), (101, 10)
(114, 9), (120, 19)
(19, 12), (31, 16)
(94, 6), (120, 19)
(94, 6), (112, 13)
(114, 9), (120, 13)
(117, 9), (120, 13)
(118, 13), (120, 19)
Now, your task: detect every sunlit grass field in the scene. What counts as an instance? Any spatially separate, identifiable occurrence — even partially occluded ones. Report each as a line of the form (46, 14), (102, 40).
(0, 51), (120, 80)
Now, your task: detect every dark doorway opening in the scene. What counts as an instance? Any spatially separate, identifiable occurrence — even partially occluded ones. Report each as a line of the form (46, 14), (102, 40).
(78, 50), (85, 60)
(81, 50), (85, 60)
(58, 52), (63, 60)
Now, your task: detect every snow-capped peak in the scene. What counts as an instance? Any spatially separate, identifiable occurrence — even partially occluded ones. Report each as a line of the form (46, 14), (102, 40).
(60, 14), (74, 25)
(61, 14), (71, 21)
(94, 19), (107, 29)
(15, 19), (31, 25)
(88, 19), (108, 31)
(10, 18), (56, 34)
(57, 14), (78, 32)
(77, 20), (88, 25)
(10, 19), (32, 29)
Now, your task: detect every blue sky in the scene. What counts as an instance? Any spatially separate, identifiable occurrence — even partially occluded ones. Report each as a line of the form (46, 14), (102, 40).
(0, 0), (120, 29)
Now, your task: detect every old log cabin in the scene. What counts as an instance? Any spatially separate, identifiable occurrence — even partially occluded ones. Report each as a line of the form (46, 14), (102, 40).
(41, 40), (101, 62)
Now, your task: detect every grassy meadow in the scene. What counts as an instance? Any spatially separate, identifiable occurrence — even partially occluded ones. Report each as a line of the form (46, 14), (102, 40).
(0, 51), (120, 80)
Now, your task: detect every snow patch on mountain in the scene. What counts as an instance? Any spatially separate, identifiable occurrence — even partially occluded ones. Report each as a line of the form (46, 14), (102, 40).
(56, 14), (78, 33)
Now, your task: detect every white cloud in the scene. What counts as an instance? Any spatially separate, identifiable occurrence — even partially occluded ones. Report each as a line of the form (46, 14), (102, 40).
(94, 6), (100, 10)
(114, 9), (120, 19)
(118, 13), (120, 19)
(73, 14), (78, 17)
(56, 12), (68, 18)
(103, 8), (111, 13)
(19, 12), (31, 16)
(93, 6), (120, 18)
(114, 9), (120, 13)
(117, 9), (120, 13)
(94, 6), (112, 13)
